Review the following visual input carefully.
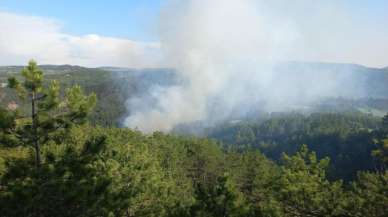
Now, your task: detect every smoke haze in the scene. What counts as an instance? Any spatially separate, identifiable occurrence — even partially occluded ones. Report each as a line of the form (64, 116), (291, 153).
(124, 0), (387, 132)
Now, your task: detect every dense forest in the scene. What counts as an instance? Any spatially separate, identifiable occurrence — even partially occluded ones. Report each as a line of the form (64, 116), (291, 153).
(0, 61), (387, 216)
(205, 112), (382, 181)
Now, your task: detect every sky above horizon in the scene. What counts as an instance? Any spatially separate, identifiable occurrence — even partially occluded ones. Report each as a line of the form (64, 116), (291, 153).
(0, 0), (387, 68)
(0, 0), (163, 41)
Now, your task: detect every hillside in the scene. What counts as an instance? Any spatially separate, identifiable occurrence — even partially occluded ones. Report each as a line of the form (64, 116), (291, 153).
(272, 62), (388, 98)
(0, 65), (176, 126)
(0, 61), (387, 217)
(1, 62), (388, 127)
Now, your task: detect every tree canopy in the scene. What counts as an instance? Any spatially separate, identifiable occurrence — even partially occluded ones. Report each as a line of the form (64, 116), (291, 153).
(0, 61), (387, 217)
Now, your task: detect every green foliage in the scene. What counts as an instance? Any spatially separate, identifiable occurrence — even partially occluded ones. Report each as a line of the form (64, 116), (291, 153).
(226, 150), (281, 216)
(345, 171), (388, 217)
(0, 125), (387, 216)
(190, 174), (248, 217)
(0, 62), (387, 216)
(0, 136), (115, 217)
(65, 85), (97, 117)
(1, 65), (175, 127)
(372, 138), (388, 170)
(0, 108), (19, 146)
(3, 60), (96, 167)
(372, 113), (388, 170)
(276, 145), (346, 216)
(209, 112), (380, 181)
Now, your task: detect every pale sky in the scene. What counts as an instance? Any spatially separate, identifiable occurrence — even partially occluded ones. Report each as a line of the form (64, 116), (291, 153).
(0, 0), (387, 68)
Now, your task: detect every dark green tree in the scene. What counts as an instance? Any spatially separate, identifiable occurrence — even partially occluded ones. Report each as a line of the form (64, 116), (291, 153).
(372, 138), (388, 171)
(0, 136), (115, 217)
(345, 171), (388, 217)
(190, 174), (248, 217)
(226, 150), (282, 217)
(276, 145), (346, 217)
(7, 60), (96, 168)
(372, 113), (388, 171)
(0, 107), (18, 146)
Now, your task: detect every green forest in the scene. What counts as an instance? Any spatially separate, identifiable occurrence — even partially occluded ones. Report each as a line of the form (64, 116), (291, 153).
(0, 61), (387, 217)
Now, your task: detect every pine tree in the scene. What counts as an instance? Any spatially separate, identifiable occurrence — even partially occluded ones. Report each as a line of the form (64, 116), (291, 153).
(372, 113), (388, 171)
(7, 60), (96, 168)
(277, 145), (346, 216)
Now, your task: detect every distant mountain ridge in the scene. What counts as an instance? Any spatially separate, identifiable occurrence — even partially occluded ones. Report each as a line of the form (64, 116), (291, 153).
(1, 61), (388, 126)
(1, 61), (387, 73)
(1, 61), (388, 100)
(271, 62), (388, 99)
(0, 64), (107, 75)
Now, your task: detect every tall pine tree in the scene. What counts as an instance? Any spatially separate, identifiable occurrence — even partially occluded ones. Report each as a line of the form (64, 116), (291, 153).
(7, 60), (96, 168)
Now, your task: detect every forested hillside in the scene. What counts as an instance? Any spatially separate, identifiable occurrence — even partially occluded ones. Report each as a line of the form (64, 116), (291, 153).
(0, 65), (177, 127)
(2, 62), (388, 128)
(0, 61), (387, 216)
(206, 112), (381, 181)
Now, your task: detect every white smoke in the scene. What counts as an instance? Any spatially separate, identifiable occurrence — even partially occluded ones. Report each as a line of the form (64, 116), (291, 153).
(124, 0), (385, 132)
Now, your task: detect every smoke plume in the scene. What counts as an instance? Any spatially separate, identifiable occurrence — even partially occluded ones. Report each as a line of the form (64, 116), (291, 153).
(124, 0), (381, 132)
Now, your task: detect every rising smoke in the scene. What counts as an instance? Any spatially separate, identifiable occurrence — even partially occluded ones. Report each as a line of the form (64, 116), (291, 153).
(124, 0), (366, 133)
